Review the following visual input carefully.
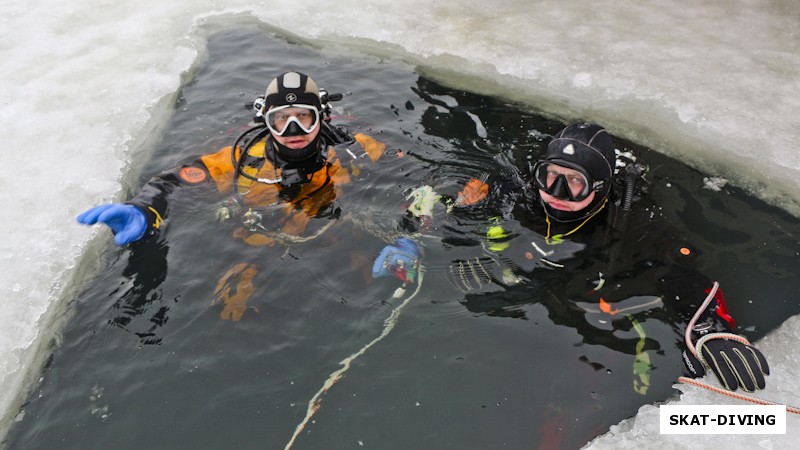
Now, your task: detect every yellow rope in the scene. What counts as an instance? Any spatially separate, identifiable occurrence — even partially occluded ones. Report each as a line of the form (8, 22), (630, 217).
(284, 271), (425, 449)
(545, 198), (607, 244)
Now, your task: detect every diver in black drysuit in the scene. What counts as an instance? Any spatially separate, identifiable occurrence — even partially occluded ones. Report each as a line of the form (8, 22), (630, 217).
(403, 122), (769, 395)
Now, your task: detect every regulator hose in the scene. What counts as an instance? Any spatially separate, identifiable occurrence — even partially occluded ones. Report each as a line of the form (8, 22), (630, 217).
(622, 163), (646, 213)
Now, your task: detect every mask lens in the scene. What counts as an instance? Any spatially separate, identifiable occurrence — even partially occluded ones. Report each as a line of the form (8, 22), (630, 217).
(533, 161), (592, 201)
(265, 105), (320, 136)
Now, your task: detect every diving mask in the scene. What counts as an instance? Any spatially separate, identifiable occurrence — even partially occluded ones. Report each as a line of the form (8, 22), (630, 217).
(264, 104), (320, 136)
(532, 160), (605, 202)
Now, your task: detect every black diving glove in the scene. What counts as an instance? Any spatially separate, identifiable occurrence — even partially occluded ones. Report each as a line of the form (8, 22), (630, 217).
(682, 332), (770, 392)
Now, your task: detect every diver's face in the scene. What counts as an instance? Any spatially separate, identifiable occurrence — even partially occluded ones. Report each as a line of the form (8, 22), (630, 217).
(538, 164), (597, 211)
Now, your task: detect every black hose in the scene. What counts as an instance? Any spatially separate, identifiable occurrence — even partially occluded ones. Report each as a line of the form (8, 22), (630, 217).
(230, 124), (270, 195)
(622, 164), (646, 213)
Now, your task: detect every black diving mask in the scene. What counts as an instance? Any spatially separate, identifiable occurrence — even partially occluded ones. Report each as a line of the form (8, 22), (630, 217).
(532, 160), (605, 202)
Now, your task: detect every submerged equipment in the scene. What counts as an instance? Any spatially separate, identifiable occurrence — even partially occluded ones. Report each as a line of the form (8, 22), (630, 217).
(455, 177), (490, 206)
(372, 237), (421, 286)
(406, 185), (443, 218)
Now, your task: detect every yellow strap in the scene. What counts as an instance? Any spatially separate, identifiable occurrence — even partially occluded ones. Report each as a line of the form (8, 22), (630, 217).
(147, 206), (164, 229)
(545, 197), (607, 244)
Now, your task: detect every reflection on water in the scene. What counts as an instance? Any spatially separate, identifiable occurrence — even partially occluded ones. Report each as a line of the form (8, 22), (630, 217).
(6, 28), (800, 450)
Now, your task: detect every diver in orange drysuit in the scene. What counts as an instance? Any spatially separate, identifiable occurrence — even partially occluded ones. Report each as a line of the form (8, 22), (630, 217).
(78, 71), (389, 321)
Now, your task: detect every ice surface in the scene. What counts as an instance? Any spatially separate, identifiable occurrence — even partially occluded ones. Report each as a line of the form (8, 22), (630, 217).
(1, 0), (798, 443)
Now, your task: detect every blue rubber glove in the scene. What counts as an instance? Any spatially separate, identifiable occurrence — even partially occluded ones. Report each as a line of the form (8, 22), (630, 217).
(77, 203), (147, 245)
(372, 238), (420, 284)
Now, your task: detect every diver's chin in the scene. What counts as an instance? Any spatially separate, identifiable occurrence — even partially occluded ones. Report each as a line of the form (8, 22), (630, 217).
(283, 138), (310, 148)
(545, 199), (574, 211)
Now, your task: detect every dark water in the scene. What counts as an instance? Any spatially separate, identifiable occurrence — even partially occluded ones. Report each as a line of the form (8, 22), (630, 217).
(6, 28), (800, 450)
